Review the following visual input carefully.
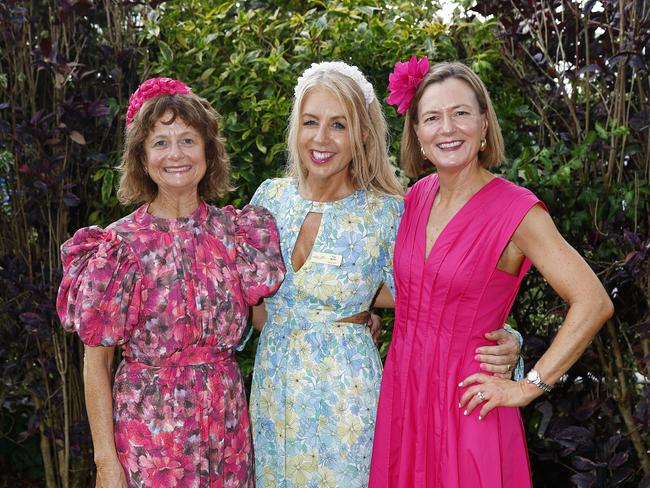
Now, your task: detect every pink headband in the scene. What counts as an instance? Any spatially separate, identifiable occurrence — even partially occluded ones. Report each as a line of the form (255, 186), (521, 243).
(386, 56), (430, 115)
(125, 77), (192, 126)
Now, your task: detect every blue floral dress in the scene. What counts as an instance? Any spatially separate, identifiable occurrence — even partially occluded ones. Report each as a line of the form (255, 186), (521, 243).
(249, 178), (402, 487)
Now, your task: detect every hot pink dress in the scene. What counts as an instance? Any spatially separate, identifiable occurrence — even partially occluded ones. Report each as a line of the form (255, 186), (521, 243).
(57, 201), (285, 488)
(369, 175), (542, 487)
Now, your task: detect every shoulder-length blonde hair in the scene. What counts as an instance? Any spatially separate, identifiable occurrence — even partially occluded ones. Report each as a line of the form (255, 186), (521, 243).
(286, 67), (404, 197)
(401, 61), (505, 178)
(117, 92), (232, 204)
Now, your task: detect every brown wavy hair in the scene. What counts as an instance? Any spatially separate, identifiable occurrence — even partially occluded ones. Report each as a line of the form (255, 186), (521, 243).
(117, 92), (232, 204)
(400, 61), (505, 178)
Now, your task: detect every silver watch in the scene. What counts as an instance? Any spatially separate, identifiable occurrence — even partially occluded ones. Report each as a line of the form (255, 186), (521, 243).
(526, 369), (553, 392)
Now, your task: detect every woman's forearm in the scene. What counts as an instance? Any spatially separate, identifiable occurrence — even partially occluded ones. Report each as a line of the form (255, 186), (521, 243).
(526, 291), (613, 396)
(83, 345), (119, 464)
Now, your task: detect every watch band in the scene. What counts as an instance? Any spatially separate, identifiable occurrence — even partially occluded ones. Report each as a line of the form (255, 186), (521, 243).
(526, 369), (554, 392)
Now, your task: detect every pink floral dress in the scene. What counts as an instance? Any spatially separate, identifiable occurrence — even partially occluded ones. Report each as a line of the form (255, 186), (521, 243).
(57, 201), (285, 488)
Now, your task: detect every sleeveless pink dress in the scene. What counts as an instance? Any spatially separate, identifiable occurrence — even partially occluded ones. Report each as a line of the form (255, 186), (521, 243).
(369, 174), (543, 487)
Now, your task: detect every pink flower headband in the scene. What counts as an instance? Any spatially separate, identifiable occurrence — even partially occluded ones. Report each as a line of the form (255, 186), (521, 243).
(386, 56), (430, 115)
(125, 77), (192, 126)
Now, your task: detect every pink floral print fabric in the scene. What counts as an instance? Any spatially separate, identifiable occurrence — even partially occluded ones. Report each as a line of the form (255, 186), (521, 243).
(57, 201), (285, 487)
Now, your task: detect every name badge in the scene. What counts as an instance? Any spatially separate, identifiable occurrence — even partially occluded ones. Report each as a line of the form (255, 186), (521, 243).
(311, 252), (343, 266)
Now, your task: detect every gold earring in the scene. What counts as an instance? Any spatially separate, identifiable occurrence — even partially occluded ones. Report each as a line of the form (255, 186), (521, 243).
(420, 146), (427, 158)
(479, 138), (487, 152)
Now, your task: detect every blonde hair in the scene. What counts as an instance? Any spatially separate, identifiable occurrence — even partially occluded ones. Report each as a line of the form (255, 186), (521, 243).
(401, 61), (505, 178)
(287, 66), (404, 197)
(117, 92), (232, 204)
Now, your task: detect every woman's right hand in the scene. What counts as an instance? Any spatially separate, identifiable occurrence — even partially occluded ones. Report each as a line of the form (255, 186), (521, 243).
(95, 457), (128, 488)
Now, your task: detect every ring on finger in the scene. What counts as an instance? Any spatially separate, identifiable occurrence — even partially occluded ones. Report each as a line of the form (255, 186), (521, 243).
(476, 391), (485, 401)
(506, 363), (511, 372)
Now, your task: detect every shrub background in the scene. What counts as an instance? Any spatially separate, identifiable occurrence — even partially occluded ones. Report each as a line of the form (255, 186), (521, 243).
(0, 1), (647, 486)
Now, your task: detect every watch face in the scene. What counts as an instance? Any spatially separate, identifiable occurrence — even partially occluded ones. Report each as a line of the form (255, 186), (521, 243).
(527, 369), (539, 382)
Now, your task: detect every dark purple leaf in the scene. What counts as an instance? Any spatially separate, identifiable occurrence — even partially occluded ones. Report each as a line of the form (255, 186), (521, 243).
(536, 400), (553, 436)
(611, 466), (634, 485)
(87, 99), (110, 118)
(33, 180), (48, 191)
(571, 472), (595, 488)
(63, 192), (80, 207)
(19, 312), (48, 334)
(628, 322), (650, 337)
(624, 230), (642, 249)
(555, 425), (594, 449)
(629, 110), (649, 132)
(573, 455), (597, 471)
(608, 450), (629, 470)
(604, 434), (622, 457)
(577, 64), (599, 76)
(573, 399), (599, 421)
(629, 54), (646, 70)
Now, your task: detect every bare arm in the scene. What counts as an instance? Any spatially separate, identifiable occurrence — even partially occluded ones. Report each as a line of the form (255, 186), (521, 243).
(460, 205), (613, 416)
(83, 345), (128, 488)
(252, 303), (268, 331)
(373, 283), (395, 308)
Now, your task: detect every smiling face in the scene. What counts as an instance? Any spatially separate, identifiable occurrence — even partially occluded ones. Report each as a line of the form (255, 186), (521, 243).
(298, 88), (354, 189)
(414, 77), (487, 173)
(144, 112), (207, 198)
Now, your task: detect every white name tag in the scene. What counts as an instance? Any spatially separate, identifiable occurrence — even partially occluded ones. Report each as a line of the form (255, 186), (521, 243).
(311, 252), (343, 266)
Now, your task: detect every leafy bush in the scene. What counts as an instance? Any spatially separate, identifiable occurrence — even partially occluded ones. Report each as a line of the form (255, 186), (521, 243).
(1, 0), (646, 486)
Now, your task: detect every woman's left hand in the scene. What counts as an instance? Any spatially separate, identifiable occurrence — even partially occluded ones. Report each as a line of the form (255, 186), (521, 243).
(458, 373), (536, 419)
(368, 313), (382, 344)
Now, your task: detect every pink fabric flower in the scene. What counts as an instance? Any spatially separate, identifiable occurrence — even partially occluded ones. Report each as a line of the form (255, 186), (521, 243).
(126, 77), (191, 126)
(386, 56), (430, 115)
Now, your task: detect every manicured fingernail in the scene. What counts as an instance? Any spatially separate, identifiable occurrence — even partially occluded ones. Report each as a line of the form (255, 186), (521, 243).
(474, 354), (479, 360)
(464, 410), (468, 416)
(458, 402), (461, 408)
(458, 381), (463, 387)
(478, 416), (482, 420)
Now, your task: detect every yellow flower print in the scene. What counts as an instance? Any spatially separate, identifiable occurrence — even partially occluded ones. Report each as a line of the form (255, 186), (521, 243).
(318, 466), (337, 488)
(338, 213), (364, 233)
(286, 454), (310, 486)
(336, 415), (363, 445)
(286, 410), (299, 439)
(258, 388), (275, 417)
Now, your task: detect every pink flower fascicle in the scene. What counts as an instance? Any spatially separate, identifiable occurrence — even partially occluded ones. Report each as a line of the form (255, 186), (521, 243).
(386, 56), (430, 115)
(125, 77), (191, 126)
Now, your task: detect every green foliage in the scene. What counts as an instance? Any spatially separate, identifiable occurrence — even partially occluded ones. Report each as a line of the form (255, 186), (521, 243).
(3, 0), (647, 485)
(141, 0), (508, 205)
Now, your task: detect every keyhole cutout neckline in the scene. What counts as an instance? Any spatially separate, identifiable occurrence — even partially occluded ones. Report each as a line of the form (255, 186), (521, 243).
(291, 211), (322, 273)
(288, 181), (363, 275)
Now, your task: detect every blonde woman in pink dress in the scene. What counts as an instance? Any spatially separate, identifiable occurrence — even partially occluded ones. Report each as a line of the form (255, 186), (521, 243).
(57, 78), (285, 487)
(369, 59), (613, 487)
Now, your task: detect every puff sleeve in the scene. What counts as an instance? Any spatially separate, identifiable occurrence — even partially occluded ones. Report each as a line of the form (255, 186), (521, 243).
(223, 204), (285, 306)
(56, 226), (142, 347)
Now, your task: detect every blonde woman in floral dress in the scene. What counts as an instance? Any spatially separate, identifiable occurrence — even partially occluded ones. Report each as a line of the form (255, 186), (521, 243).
(248, 62), (521, 488)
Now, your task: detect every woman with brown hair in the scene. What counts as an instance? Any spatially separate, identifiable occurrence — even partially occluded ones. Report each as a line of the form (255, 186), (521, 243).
(57, 78), (285, 487)
(369, 59), (613, 487)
